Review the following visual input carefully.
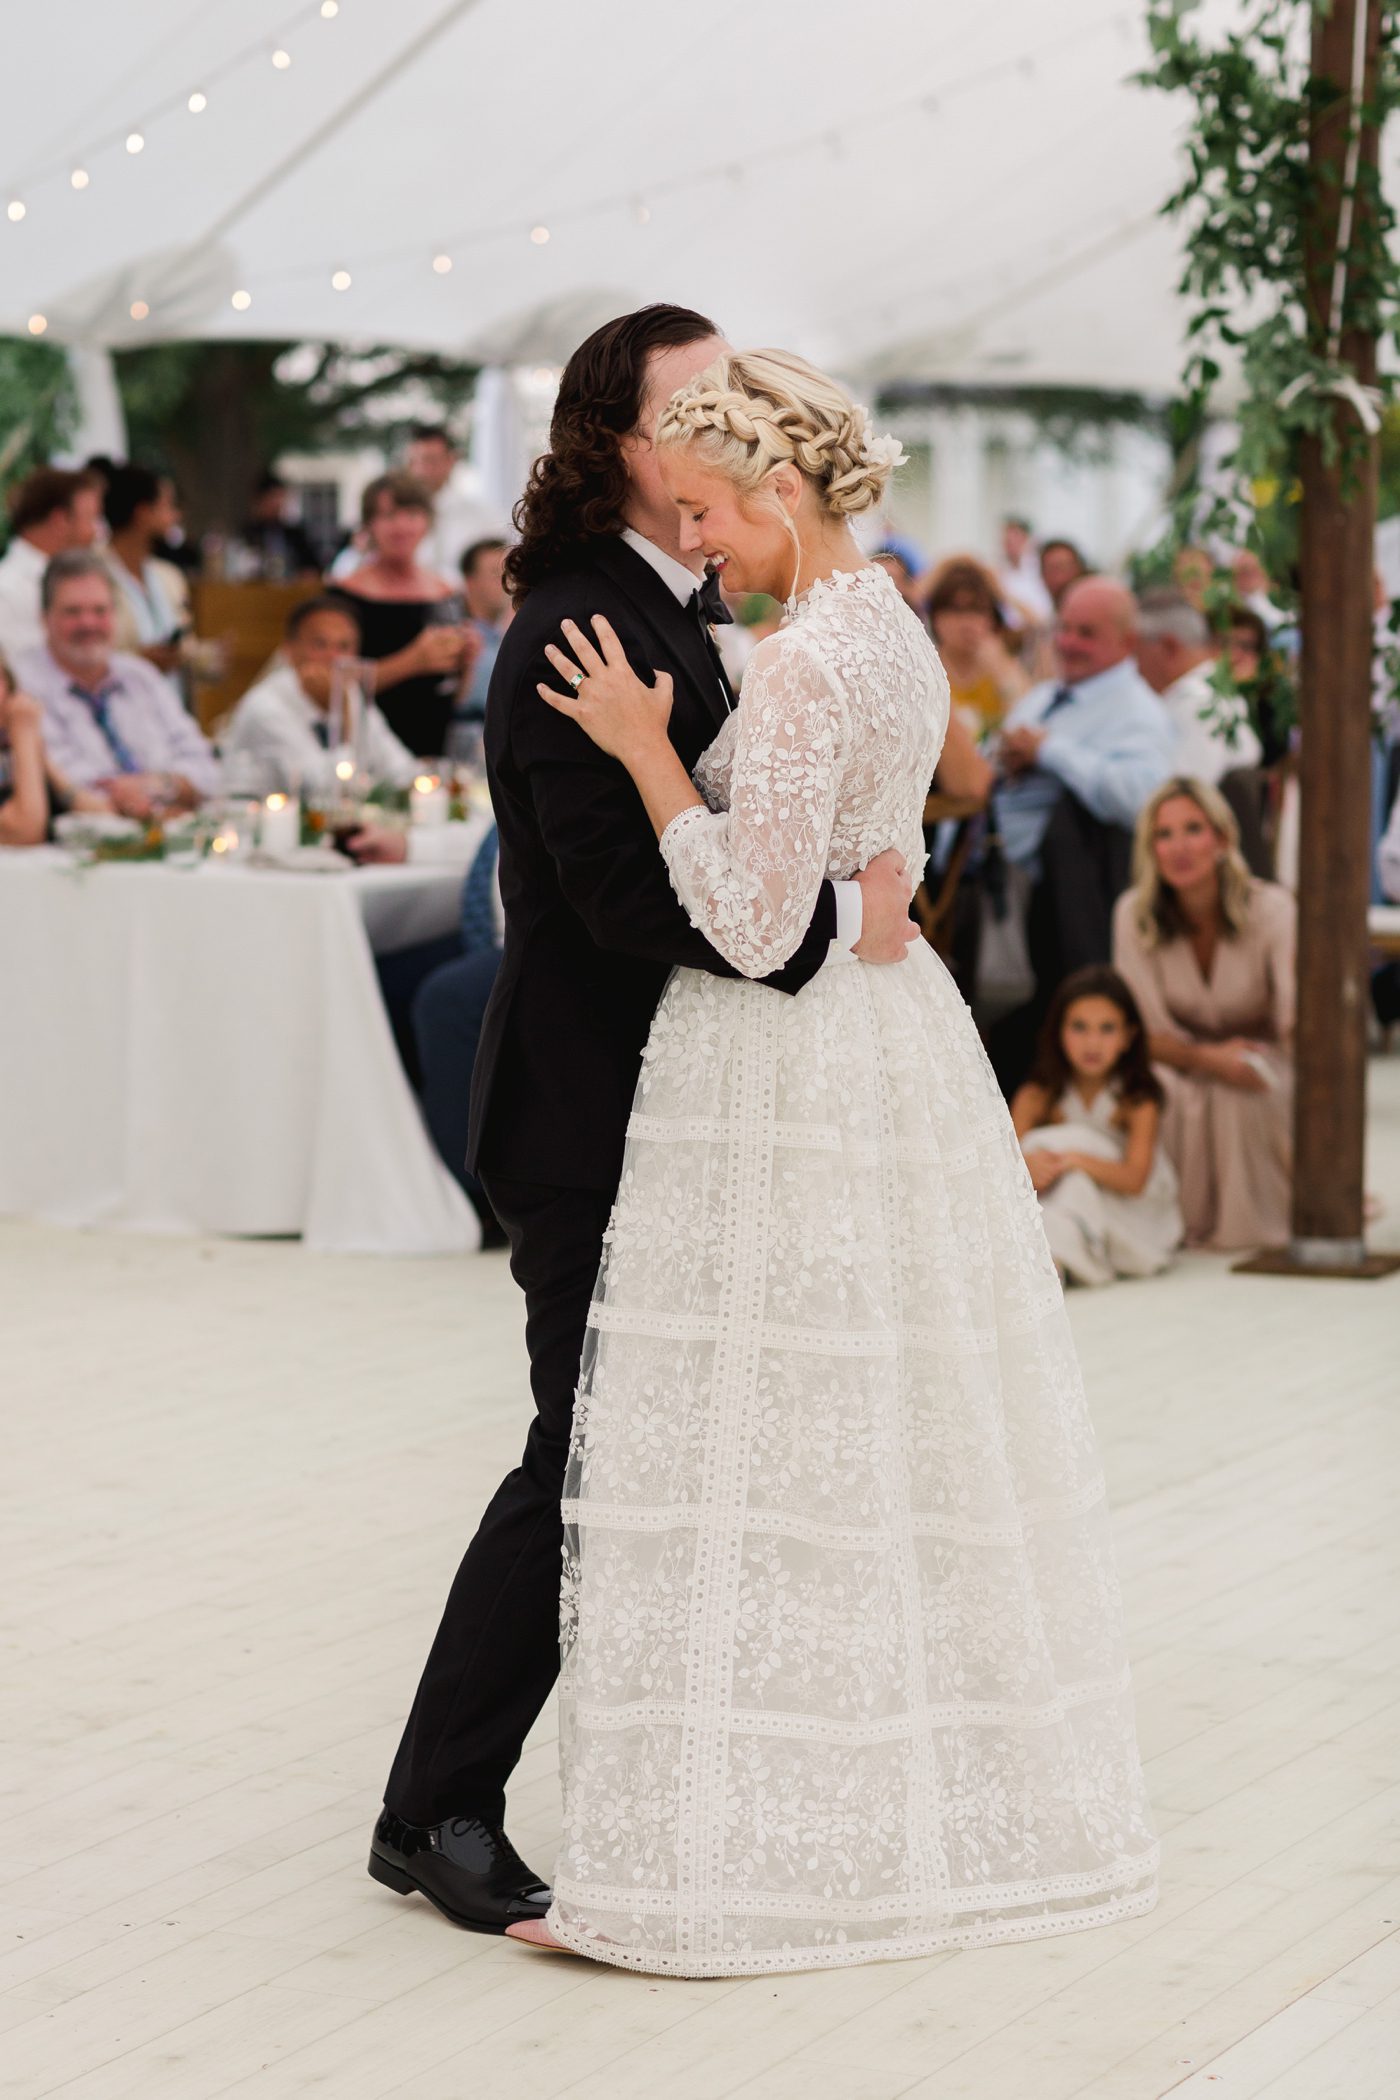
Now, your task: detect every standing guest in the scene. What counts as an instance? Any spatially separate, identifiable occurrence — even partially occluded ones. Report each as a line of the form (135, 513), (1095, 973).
(405, 425), (503, 581)
(1039, 536), (1089, 612)
(102, 465), (194, 692)
(1012, 965), (1181, 1285)
(18, 552), (220, 815)
(334, 473), (480, 756)
(1231, 548), (1286, 629)
(997, 514), (1054, 623)
(872, 545), (921, 608)
(220, 596), (419, 796)
(1134, 586), (1261, 785)
(1113, 776), (1295, 1251)
(455, 538), (511, 728)
(0, 469), (104, 661)
(241, 473), (321, 579)
(0, 653), (49, 845)
(1172, 545), (1216, 612)
(926, 556), (1030, 734)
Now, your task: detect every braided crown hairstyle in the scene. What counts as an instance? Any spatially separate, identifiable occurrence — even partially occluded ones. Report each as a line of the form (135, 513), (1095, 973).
(504, 302), (718, 603)
(653, 350), (904, 520)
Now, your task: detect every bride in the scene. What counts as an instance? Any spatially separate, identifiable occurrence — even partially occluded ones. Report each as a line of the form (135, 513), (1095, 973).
(506, 349), (1158, 1977)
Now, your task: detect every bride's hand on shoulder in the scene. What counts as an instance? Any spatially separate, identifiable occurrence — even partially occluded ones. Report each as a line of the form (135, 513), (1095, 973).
(538, 616), (673, 762)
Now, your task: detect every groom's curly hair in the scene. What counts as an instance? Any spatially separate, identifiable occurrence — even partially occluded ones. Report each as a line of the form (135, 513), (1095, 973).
(504, 303), (718, 604)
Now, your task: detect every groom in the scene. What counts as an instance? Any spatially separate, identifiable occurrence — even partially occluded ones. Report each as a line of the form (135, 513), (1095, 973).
(369, 303), (919, 1930)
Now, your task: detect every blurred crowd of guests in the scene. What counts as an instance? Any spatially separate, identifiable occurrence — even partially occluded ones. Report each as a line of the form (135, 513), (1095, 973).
(3, 460), (1397, 1272)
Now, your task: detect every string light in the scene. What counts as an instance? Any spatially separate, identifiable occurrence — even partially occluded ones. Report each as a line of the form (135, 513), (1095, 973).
(231, 288), (252, 310)
(126, 131), (145, 154)
(331, 268), (351, 290)
(530, 225), (550, 245)
(28, 314), (47, 335)
(6, 200), (25, 223)
(432, 252), (452, 273)
(320, 0), (339, 14)
(70, 168), (89, 190)
(271, 48), (292, 69)
(188, 91), (208, 114)
(130, 300), (149, 320)
(632, 200), (651, 225)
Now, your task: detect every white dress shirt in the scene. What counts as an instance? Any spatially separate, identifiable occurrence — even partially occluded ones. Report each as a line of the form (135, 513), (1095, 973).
(420, 479), (508, 585)
(0, 536), (48, 662)
(619, 529), (863, 955)
(1159, 662), (1262, 787)
(221, 662), (421, 797)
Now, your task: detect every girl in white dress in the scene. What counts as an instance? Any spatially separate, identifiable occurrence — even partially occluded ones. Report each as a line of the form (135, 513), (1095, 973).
(1012, 967), (1183, 1286)
(508, 351), (1158, 1977)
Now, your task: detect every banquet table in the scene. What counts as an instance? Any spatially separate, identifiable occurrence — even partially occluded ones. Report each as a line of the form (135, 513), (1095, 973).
(0, 841), (486, 1255)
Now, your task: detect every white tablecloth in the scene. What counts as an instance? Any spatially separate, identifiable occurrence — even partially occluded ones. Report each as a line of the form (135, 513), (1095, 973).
(0, 844), (486, 1255)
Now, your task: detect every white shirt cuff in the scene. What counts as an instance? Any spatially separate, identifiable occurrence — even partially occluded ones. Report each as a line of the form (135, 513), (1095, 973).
(830, 879), (863, 959)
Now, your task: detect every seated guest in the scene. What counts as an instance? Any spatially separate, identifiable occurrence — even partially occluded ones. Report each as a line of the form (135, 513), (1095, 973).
(18, 552), (220, 815)
(241, 473), (321, 579)
(926, 556), (1030, 734)
(1134, 586), (1262, 785)
(872, 546), (921, 609)
(1011, 966), (1181, 1286)
(411, 822), (506, 1245)
(1380, 769), (1400, 901)
(1039, 536), (1089, 613)
(454, 537), (511, 730)
(221, 595), (420, 796)
(0, 653), (48, 845)
(986, 577), (1174, 1089)
(102, 465), (194, 692)
(334, 473), (480, 756)
(1113, 776), (1295, 1251)
(0, 468), (104, 661)
(405, 423), (504, 581)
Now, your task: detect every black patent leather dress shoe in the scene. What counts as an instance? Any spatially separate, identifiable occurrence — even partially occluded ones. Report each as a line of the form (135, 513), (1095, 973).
(367, 1808), (551, 1933)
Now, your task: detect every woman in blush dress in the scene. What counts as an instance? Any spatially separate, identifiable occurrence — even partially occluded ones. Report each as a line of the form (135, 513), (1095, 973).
(506, 350), (1158, 1978)
(1113, 776), (1295, 1252)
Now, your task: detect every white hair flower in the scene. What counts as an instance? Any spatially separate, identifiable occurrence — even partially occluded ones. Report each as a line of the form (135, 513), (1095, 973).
(862, 428), (908, 473)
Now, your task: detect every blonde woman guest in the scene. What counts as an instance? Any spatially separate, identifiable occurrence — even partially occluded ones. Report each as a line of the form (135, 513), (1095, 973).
(1112, 776), (1295, 1250)
(506, 346), (1156, 1974)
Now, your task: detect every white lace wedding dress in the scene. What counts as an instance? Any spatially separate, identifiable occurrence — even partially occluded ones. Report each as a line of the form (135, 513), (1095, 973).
(547, 565), (1158, 1976)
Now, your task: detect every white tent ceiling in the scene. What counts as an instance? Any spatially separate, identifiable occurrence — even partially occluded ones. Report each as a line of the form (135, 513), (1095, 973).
(0, 0), (1229, 394)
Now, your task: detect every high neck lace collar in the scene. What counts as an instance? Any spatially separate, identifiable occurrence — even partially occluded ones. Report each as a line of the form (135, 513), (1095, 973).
(784, 563), (890, 620)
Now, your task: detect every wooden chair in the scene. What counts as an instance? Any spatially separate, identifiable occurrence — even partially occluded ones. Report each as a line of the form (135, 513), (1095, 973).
(913, 790), (986, 961)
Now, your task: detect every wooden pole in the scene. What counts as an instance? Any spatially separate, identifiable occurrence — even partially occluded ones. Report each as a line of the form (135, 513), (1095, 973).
(1238, 0), (1399, 1279)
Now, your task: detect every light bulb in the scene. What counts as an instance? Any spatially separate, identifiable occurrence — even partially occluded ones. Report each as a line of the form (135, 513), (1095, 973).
(321, 0), (339, 15)
(130, 300), (149, 321)
(271, 48), (292, 69)
(126, 131), (145, 154)
(6, 200), (25, 223)
(432, 252), (452, 274)
(530, 225), (550, 245)
(28, 313), (47, 335)
(633, 201), (651, 225)
(188, 91), (207, 114)
(71, 168), (90, 190)
(331, 268), (352, 291)
(231, 289), (252, 311)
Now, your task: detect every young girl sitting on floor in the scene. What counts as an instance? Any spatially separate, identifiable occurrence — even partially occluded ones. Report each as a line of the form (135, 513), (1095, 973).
(1012, 966), (1183, 1285)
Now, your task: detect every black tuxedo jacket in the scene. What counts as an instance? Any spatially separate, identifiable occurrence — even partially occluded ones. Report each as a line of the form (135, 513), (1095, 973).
(467, 535), (838, 1191)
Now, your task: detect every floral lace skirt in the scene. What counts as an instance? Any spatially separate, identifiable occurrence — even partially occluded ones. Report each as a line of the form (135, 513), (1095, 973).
(548, 944), (1159, 1977)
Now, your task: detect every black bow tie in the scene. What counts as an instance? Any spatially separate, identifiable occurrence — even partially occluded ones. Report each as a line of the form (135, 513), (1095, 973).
(692, 568), (734, 628)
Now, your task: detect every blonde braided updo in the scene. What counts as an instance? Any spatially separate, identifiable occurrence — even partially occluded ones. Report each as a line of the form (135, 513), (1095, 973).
(654, 349), (905, 520)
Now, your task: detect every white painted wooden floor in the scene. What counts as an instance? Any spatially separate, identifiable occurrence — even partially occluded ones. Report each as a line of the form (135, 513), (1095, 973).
(5, 1061), (1400, 2100)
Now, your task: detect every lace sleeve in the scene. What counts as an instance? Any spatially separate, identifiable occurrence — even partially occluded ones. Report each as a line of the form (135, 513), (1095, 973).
(659, 633), (847, 979)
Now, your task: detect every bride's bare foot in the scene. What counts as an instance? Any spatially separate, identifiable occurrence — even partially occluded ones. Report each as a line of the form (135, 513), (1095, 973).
(505, 1918), (580, 1955)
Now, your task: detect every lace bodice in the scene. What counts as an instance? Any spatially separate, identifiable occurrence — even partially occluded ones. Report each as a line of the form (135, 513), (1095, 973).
(659, 565), (950, 978)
